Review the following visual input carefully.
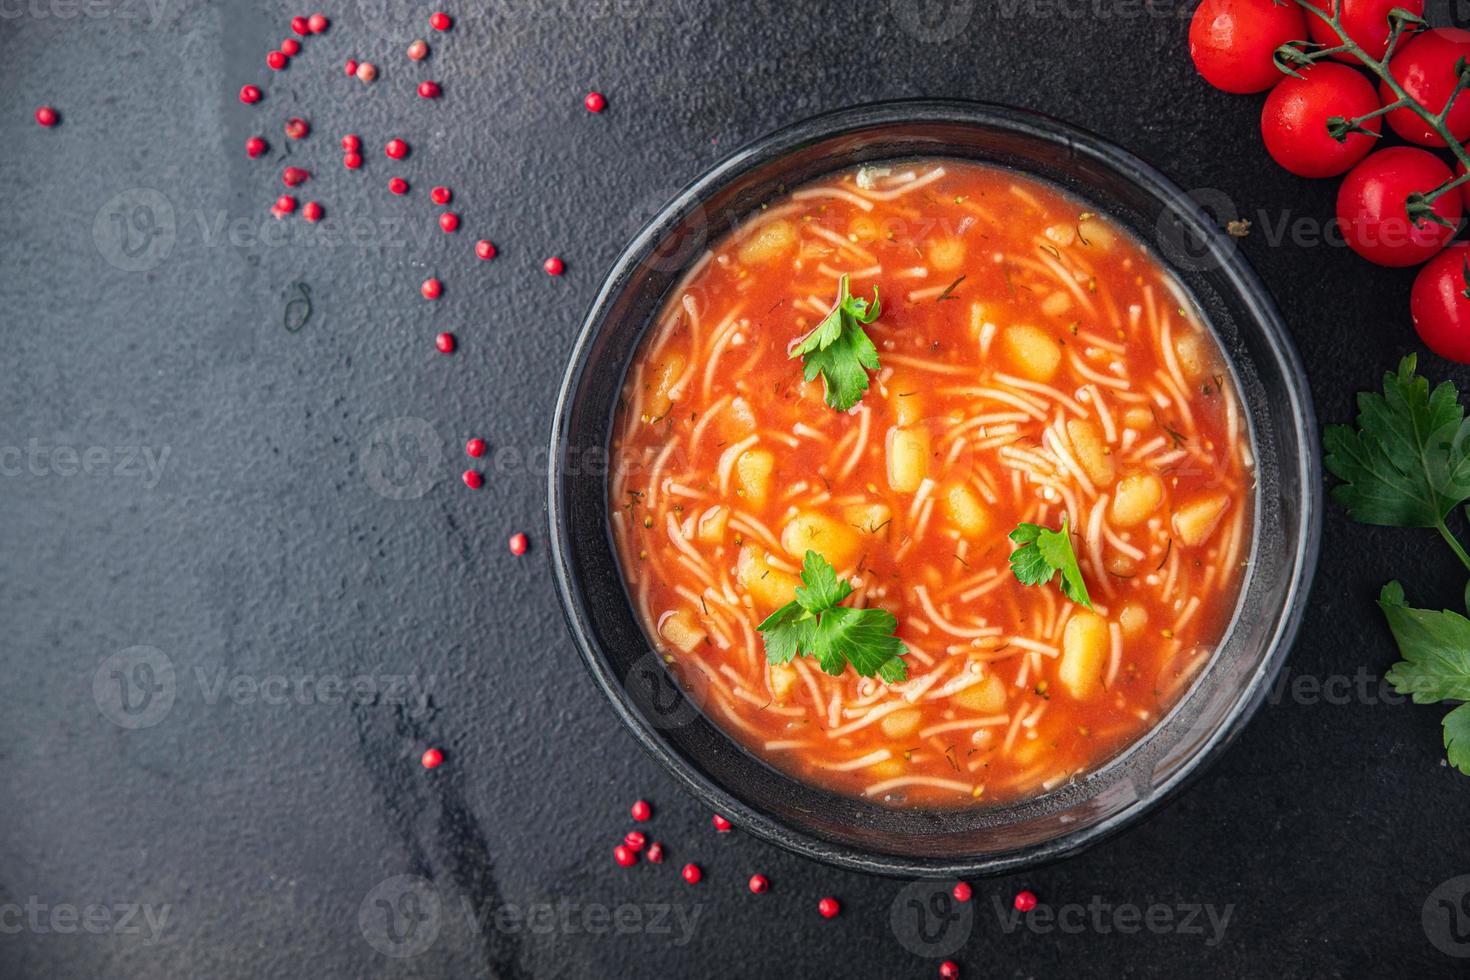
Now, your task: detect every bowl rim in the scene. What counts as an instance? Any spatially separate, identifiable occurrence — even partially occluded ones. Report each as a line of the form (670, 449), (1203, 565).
(547, 97), (1323, 877)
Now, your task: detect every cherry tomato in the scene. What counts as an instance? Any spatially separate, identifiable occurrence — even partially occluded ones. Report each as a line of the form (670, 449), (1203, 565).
(1381, 27), (1470, 146)
(1337, 147), (1461, 267)
(1261, 62), (1380, 178)
(1410, 242), (1470, 362)
(1305, 0), (1424, 62)
(1190, 0), (1308, 94)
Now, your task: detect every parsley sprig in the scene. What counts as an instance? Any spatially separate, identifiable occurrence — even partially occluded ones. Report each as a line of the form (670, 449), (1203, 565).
(1379, 583), (1470, 775)
(791, 274), (882, 413)
(1327, 355), (1470, 775)
(1324, 355), (1470, 571)
(757, 551), (908, 683)
(1008, 516), (1093, 609)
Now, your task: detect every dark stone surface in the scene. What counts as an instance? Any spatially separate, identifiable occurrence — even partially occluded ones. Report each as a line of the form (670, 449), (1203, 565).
(2, 1), (1468, 977)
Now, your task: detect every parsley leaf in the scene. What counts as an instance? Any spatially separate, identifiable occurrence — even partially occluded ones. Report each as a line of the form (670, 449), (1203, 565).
(1378, 581), (1470, 775)
(1324, 355), (1470, 542)
(791, 274), (882, 412)
(1008, 516), (1093, 608)
(756, 550), (908, 682)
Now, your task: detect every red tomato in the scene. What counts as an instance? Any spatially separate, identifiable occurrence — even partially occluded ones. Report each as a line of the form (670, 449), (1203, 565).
(1190, 0), (1308, 94)
(1381, 28), (1470, 146)
(1410, 242), (1470, 362)
(1261, 63), (1381, 177)
(1336, 147), (1461, 267)
(1304, 0), (1424, 62)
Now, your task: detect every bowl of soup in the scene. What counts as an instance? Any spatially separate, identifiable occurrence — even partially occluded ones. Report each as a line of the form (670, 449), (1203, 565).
(548, 100), (1320, 876)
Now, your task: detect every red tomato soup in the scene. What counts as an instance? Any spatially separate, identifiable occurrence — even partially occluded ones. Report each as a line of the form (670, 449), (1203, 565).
(609, 159), (1253, 807)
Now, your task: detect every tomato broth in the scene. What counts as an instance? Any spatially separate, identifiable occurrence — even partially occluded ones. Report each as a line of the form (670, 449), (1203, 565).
(609, 159), (1253, 807)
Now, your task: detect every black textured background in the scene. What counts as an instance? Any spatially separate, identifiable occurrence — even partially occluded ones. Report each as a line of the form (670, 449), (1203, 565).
(3, 1), (1469, 977)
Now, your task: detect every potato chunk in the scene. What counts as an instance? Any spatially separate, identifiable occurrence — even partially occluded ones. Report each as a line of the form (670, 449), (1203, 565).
(1001, 325), (1062, 382)
(943, 483), (990, 538)
(844, 503), (893, 539)
(1173, 331), (1206, 379)
(886, 426), (930, 493)
(1119, 603), (1148, 639)
(736, 546), (800, 615)
(1059, 611), (1110, 699)
(880, 708), (923, 739)
(781, 511), (861, 569)
(769, 662), (798, 702)
(1172, 494), (1231, 548)
(696, 505), (729, 544)
(1066, 418), (1114, 486)
(1077, 216), (1115, 251)
(736, 218), (796, 265)
(954, 674), (1006, 713)
(891, 387), (925, 427)
(658, 609), (705, 654)
(1110, 474), (1164, 527)
(736, 449), (774, 509)
(646, 352), (687, 420)
(928, 238), (966, 272)
(718, 396), (757, 441)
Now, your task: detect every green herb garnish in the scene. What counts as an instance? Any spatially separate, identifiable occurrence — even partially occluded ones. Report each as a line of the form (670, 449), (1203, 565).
(1327, 355), (1470, 775)
(757, 551), (908, 682)
(791, 274), (882, 413)
(1324, 355), (1470, 567)
(1008, 516), (1093, 609)
(1379, 582), (1470, 775)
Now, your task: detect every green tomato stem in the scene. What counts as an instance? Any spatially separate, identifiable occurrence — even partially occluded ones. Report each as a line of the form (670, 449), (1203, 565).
(1292, 1), (1470, 212)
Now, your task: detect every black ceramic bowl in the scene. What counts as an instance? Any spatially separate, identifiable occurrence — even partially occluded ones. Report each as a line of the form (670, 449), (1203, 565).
(548, 100), (1320, 877)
